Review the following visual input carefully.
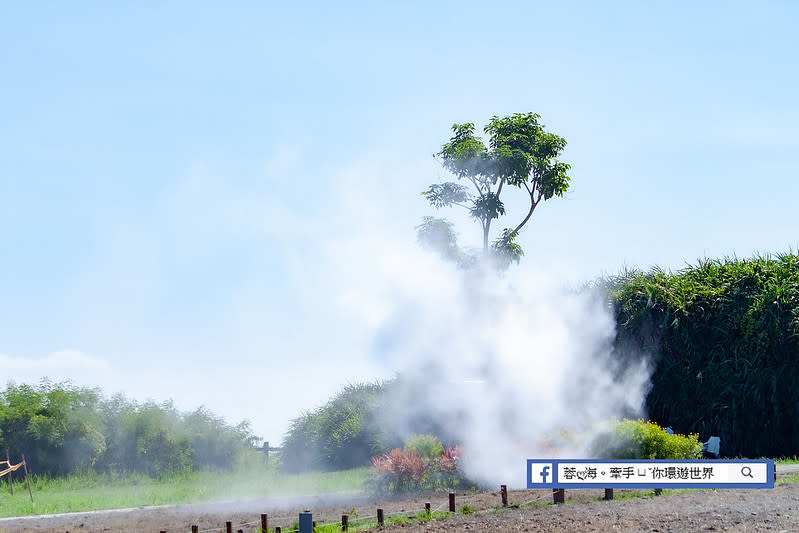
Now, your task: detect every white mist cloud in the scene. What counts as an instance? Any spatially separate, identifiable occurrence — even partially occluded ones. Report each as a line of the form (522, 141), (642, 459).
(327, 231), (652, 488)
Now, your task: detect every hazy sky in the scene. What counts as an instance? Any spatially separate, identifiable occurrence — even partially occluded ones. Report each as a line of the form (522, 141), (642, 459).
(2, 1), (798, 442)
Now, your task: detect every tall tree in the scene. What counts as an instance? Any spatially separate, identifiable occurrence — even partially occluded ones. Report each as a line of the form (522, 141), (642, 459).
(419, 112), (571, 267)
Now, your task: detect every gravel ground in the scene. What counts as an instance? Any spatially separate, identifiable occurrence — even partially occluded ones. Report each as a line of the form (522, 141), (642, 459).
(1, 473), (797, 532)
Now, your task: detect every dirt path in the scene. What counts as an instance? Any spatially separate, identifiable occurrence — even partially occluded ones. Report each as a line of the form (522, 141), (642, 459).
(1, 473), (797, 532)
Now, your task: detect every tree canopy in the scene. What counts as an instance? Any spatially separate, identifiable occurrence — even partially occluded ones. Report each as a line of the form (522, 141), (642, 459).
(0, 380), (257, 477)
(419, 112), (571, 268)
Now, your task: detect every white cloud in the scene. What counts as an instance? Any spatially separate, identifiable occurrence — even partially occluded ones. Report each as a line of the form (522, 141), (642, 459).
(0, 350), (114, 390)
(0, 350), (109, 372)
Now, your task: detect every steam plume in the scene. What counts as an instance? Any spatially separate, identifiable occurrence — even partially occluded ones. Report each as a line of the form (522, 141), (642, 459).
(340, 242), (651, 488)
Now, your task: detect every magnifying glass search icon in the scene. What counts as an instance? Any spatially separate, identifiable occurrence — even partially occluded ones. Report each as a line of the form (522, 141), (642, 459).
(741, 466), (754, 478)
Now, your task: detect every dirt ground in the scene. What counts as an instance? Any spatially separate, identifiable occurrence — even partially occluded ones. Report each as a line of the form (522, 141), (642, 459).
(1, 476), (797, 532)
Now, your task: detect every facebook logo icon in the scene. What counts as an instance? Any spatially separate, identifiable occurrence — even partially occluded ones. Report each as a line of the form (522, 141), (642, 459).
(528, 461), (555, 488)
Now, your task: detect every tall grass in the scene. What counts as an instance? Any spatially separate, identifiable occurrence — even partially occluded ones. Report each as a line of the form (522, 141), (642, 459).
(0, 461), (370, 518)
(608, 253), (799, 457)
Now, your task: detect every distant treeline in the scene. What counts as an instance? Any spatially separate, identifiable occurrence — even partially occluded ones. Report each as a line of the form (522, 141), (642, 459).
(0, 381), (258, 477)
(609, 253), (799, 458)
(281, 253), (799, 471)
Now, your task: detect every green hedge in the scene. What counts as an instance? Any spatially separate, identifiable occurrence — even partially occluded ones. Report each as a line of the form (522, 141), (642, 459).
(609, 254), (799, 457)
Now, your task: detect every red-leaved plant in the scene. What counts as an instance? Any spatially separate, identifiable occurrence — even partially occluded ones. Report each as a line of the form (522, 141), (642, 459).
(435, 445), (463, 474)
(369, 444), (470, 493)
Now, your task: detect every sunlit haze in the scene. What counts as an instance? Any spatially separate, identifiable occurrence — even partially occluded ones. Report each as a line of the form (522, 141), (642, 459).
(2, 2), (797, 443)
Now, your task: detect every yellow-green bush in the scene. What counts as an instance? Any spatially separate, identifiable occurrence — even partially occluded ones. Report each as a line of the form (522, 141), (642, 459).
(594, 419), (702, 459)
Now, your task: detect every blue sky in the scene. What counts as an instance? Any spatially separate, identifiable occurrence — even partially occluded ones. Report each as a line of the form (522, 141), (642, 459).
(2, 2), (798, 441)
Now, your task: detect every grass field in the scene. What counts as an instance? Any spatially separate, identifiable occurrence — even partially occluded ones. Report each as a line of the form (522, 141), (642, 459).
(0, 461), (370, 518)
(1, 457), (796, 520)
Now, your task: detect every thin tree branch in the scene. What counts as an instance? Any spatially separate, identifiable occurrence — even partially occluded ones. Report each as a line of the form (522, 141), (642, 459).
(468, 176), (486, 199)
(496, 177), (506, 200)
(513, 183), (540, 234)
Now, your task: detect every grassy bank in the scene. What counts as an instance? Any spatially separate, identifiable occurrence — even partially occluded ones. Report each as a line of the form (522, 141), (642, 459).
(0, 464), (370, 518)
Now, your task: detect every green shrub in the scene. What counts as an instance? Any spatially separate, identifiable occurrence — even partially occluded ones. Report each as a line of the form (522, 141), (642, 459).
(403, 434), (443, 459)
(593, 419), (702, 459)
(280, 382), (386, 473)
(607, 253), (799, 457)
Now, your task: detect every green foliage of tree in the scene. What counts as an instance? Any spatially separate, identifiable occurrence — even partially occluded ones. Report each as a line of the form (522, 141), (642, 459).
(416, 216), (460, 264)
(280, 382), (386, 473)
(0, 381), (107, 475)
(0, 381), (256, 478)
(420, 113), (571, 267)
(607, 253), (799, 457)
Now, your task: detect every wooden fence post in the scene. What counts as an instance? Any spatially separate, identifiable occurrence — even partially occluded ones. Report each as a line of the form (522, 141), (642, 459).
(604, 488), (614, 500)
(192, 526), (198, 533)
(6, 449), (13, 495)
(425, 502), (431, 516)
(342, 514), (349, 531)
(261, 513), (268, 532)
(449, 492), (456, 512)
(377, 508), (384, 526)
(552, 488), (565, 504)
(225, 520), (232, 533)
(500, 484), (508, 507)
(275, 527), (281, 533)
(21, 454), (33, 503)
